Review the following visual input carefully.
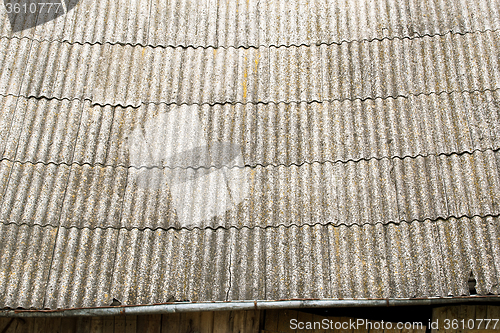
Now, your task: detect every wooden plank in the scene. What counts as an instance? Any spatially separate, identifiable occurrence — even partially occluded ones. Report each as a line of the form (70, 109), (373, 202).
(60, 317), (77, 333)
(199, 311), (214, 333)
(338, 317), (352, 333)
(102, 317), (114, 333)
(446, 306), (459, 333)
(212, 311), (232, 333)
(476, 306), (488, 330)
(45, 318), (62, 333)
(0, 318), (13, 332)
(432, 307), (448, 333)
(383, 321), (402, 333)
(161, 313), (180, 333)
(33, 318), (45, 333)
(22, 318), (35, 333)
(277, 309), (299, 333)
(139, 315), (160, 333)
(401, 320), (427, 333)
(75, 317), (92, 333)
(487, 306), (500, 330)
(457, 305), (475, 333)
(401, 325), (412, 333)
(297, 311), (314, 333)
(114, 316), (126, 333)
(311, 314), (330, 333)
(178, 312), (201, 333)
(327, 316), (343, 333)
(125, 315), (137, 333)
(1, 318), (17, 333)
(136, 316), (147, 333)
(414, 322), (427, 333)
(12, 318), (25, 333)
(90, 317), (104, 333)
(349, 316), (368, 333)
(263, 310), (280, 331)
(367, 320), (384, 333)
(232, 310), (247, 333)
(12, 318), (32, 333)
(244, 310), (260, 333)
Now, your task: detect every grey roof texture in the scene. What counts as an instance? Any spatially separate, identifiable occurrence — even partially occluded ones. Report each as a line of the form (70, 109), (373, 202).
(0, 0), (500, 310)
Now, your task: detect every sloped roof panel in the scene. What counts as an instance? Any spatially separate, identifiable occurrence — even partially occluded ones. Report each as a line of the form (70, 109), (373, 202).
(439, 150), (500, 218)
(2, 0), (499, 48)
(58, 165), (128, 229)
(0, 223), (58, 309)
(0, 162), (70, 227)
(147, 0), (500, 48)
(1, 0), (500, 312)
(0, 95), (21, 159)
(19, 40), (100, 101)
(106, 216), (500, 305)
(464, 89), (500, 151)
(13, 98), (83, 164)
(31, 0), (150, 45)
(111, 227), (231, 305)
(2, 215), (499, 309)
(13, 31), (500, 106)
(148, 0), (218, 48)
(0, 149), (488, 231)
(0, 37), (32, 96)
(43, 226), (119, 309)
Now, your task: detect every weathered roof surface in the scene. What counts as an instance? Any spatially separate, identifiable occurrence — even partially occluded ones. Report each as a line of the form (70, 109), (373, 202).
(0, 0), (500, 310)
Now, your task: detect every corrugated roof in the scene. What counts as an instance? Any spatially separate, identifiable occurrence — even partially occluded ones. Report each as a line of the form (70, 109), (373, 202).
(1, 0), (500, 310)
(8, 30), (500, 106)
(2, 0), (500, 48)
(3, 216), (500, 309)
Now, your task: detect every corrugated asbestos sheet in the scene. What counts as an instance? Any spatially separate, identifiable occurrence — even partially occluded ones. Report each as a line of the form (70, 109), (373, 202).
(1, 0), (500, 310)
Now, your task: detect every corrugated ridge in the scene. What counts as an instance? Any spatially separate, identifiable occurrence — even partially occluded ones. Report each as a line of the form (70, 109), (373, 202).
(1, 215), (499, 309)
(12, 98), (84, 165)
(24, 0), (150, 46)
(2, 89), (499, 169)
(0, 95), (20, 160)
(58, 164), (128, 229)
(111, 227), (231, 304)
(0, 38), (32, 96)
(43, 226), (119, 309)
(1, 150), (498, 230)
(0, 162), (70, 228)
(109, 216), (500, 306)
(1, 0), (499, 48)
(147, 0), (500, 48)
(13, 30), (500, 107)
(0, 222), (58, 309)
(3, 26), (500, 50)
(2, 212), (500, 233)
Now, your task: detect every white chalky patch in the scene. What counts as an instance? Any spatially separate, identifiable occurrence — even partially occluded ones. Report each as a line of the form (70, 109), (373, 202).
(128, 105), (249, 228)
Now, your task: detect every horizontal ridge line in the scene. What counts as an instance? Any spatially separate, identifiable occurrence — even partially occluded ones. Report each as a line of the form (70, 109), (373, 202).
(0, 26), (498, 50)
(4, 86), (500, 109)
(1, 147), (498, 170)
(1, 212), (499, 233)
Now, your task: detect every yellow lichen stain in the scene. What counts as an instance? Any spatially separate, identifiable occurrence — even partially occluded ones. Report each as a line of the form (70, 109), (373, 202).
(254, 53), (261, 72)
(242, 56), (248, 99)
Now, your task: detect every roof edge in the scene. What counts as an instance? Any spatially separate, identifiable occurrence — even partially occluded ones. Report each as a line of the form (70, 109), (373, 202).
(2, 297), (500, 317)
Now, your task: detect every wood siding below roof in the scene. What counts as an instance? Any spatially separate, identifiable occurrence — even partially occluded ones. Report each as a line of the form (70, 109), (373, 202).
(0, 308), (430, 333)
(3, 305), (500, 332)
